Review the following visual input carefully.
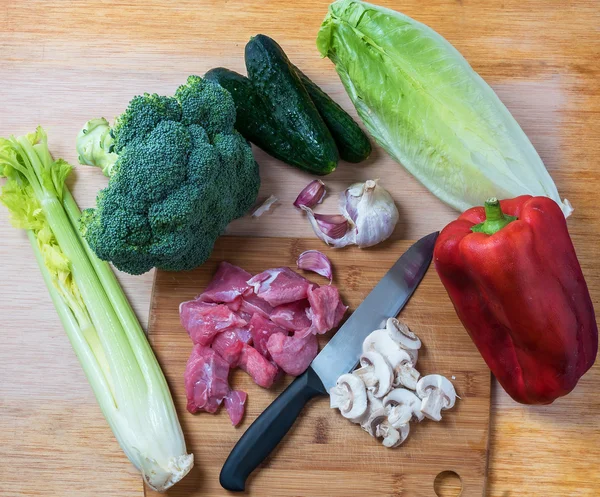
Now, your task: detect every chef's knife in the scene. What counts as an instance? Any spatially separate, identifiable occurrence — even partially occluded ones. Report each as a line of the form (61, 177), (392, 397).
(220, 232), (439, 491)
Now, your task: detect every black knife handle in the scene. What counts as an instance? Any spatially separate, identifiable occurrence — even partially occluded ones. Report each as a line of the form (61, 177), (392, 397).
(220, 367), (327, 491)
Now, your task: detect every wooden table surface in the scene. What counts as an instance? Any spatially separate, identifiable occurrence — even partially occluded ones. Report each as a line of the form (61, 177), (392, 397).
(1, 1), (599, 496)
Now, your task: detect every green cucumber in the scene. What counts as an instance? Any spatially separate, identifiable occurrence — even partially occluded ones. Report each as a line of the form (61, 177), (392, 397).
(245, 34), (339, 175)
(204, 67), (295, 163)
(294, 66), (371, 163)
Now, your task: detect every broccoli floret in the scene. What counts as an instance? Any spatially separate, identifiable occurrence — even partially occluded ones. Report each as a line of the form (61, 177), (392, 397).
(77, 76), (260, 275)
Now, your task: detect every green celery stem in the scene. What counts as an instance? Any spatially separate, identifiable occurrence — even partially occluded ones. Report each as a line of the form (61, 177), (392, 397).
(471, 197), (517, 235)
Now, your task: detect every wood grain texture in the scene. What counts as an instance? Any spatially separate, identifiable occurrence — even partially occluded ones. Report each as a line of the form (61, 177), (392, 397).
(1, 0), (599, 496)
(146, 237), (490, 497)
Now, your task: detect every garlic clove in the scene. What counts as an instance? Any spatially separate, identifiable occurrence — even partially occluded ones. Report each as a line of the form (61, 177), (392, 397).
(300, 205), (356, 247)
(294, 180), (326, 209)
(297, 250), (333, 282)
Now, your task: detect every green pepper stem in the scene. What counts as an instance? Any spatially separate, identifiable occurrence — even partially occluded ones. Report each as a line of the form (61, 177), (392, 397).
(471, 197), (517, 235)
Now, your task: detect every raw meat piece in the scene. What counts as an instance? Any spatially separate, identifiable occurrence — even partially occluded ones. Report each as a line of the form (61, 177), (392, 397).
(249, 313), (288, 359)
(247, 267), (312, 307)
(180, 300), (248, 346)
(270, 300), (312, 331)
(267, 332), (319, 376)
(225, 296), (243, 313)
(235, 327), (252, 344)
(238, 344), (279, 388)
(212, 330), (245, 367)
(307, 285), (348, 334)
(224, 390), (247, 426)
(240, 292), (273, 319)
(332, 300), (347, 328)
(185, 345), (231, 414)
(236, 309), (254, 322)
(199, 262), (252, 303)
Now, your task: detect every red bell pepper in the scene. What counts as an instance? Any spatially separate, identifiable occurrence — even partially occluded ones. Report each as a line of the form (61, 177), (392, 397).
(434, 195), (597, 404)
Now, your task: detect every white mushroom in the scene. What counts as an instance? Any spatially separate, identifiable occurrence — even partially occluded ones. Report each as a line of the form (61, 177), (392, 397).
(329, 373), (368, 423)
(416, 375), (456, 422)
(360, 391), (384, 434)
(364, 408), (410, 448)
(386, 318), (421, 351)
(383, 388), (424, 428)
(390, 348), (420, 390)
(353, 350), (393, 398)
(363, 330), (420, 390)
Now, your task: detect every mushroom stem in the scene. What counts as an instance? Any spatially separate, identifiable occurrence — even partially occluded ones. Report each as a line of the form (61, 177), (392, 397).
(420, 389), (445, 422)
(394, 363), (420, 390)
(416, 375), (456, 422)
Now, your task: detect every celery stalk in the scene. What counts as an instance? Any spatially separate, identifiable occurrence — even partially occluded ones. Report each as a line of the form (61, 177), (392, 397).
(0, 127), (193, 491)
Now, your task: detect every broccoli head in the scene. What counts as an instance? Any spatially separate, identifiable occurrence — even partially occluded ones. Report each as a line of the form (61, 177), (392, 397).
(76, 75), (260, 275)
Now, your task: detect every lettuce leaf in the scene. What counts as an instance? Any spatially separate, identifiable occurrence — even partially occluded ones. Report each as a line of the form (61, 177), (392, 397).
(317, 0), (571, 216)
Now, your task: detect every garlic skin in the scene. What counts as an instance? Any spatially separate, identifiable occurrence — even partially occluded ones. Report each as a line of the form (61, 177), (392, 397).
(252, 195), (278, 218)
(340, 180), (399, 248)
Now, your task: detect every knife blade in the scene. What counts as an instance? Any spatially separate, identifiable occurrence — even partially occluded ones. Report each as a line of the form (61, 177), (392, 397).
(220, 232), (439, 492)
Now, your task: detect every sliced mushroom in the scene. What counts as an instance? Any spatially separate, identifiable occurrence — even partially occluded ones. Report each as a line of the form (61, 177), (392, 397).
(416, 374), (456, 422)
(386, 318), (421, 350)
(365, 408), (410, 448)
(329, 373), (368, 423)
(362, 330), (420, 390)
(383, 388), (424, 428)
(359, 391), (384, 434)
(353, 350), (393, 398)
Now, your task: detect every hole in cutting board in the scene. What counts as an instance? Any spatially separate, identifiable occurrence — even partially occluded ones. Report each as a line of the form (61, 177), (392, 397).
(434, 471), (463, 497)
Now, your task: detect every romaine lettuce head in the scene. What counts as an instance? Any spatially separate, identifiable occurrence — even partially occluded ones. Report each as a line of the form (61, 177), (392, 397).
(317, 0), (572, 216)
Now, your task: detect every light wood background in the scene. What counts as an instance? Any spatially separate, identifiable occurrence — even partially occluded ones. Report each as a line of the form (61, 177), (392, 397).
(146, 237), (491, 497)
(1, 0), (599, 496)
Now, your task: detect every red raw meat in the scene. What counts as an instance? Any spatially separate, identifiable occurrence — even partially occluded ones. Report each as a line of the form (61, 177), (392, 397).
(238, 344), (279, 388)
(249, 314), (288, 359)
(199, 262), (253, 303)
(247, 267), (312, 307)
(235, 327), (252, 344)
(270, 300), (312, 331)
(240, 293), (273, 319)
(224, 390), (247, 426)
(212, 330), (245, 367)
(185, 345), (231, 414)
(225, 296), (243, 313)
(267, 332), (319, 376)
(307, 285), (348, 334)
(180, 300), (248, 346)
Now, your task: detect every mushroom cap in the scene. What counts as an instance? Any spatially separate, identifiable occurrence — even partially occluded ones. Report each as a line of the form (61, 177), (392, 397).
(364, 326), (419, 367)
(384, 422), (410, 448)
(416, 374), (456, 409)
(366, 408), (410, 448)
(333, 373), (368, 422)
(364, 407), (389, 437)
(363, 329), (417, 367)
(404, 348), (418, 366)
(383, 388), (424, 424)
(359, 391), (384, 434)
(355, 350), (393, 398)
(386, 318), (421, 350)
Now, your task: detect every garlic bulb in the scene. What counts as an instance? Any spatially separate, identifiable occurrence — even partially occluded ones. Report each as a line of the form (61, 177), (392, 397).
(302, 179), (399, 248)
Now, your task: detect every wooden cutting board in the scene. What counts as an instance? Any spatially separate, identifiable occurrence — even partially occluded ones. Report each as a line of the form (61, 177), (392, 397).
(146, 237), (491, 497)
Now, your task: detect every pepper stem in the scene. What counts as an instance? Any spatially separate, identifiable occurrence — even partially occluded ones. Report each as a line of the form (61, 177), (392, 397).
(470, 197), (517, 235)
